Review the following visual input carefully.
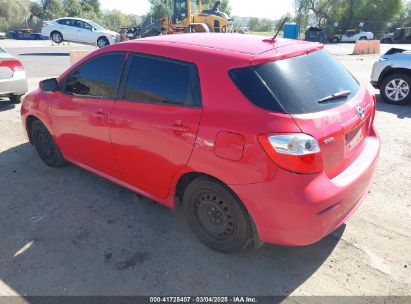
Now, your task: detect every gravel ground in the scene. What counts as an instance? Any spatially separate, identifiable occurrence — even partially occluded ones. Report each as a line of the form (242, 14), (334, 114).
(0, 40), (410, 297)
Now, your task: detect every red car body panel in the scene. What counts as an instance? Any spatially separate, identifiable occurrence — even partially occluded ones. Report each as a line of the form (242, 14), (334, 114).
(110, 101), (202, 199)
(51, 91), (120, 177)
(21, 33), (380, 246)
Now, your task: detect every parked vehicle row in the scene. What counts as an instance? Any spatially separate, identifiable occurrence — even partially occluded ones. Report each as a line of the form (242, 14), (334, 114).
(329, 29), (374, 43)
(21, 34), (380, 253)
(381, 27), (411, 44)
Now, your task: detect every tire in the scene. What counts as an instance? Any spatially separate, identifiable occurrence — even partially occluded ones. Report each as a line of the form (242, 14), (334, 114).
(381, 73), (411, 105)
(97, 37), (109, 48)
(31, 120), (66, 167)
(332, 37), (339, 43)
(183, 177), (253, 253)
(359, 36), (367, 41)
(382, 38), (392, 44)
(51, 31), (63, 44)
(9, 94), (22, 104)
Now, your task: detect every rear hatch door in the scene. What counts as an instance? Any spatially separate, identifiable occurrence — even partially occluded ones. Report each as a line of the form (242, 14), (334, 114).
(251, 49), (373, 178)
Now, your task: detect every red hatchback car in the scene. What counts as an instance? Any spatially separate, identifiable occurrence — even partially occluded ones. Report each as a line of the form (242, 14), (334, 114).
(21, 34), (380, 253)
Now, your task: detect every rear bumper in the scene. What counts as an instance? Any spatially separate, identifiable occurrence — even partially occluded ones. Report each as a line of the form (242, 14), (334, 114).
(230, 127), (380, 246)
(0, 73), (28, 96)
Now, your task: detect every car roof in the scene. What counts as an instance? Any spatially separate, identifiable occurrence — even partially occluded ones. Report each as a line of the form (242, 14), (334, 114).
(119, 33), (323, 64)
(56, 17), (92, 23)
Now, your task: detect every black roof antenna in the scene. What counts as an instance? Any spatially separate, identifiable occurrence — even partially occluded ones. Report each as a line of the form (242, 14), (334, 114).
(271, 17), (288, 42)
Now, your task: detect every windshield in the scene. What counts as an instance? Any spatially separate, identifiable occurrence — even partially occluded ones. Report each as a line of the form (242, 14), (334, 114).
(230, 50), (360, 114)
(87, 20), (105, 31)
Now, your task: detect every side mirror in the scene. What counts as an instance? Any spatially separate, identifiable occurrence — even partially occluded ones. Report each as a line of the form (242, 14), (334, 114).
(40, 78), (58, 92)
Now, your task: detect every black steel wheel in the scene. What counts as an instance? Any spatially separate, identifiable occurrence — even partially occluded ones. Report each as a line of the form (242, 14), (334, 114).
(183, 177), (253, 253)
(31, 120), (66, 167)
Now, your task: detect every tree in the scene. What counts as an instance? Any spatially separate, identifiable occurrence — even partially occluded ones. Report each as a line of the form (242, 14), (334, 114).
(80, 0), (101, 15)
(248, 17), (259, 31)
(149, 0), (171, 19)
(203, 0), (232, 16)
(257, 18), (274, 32)
(63, 0), (82, 17)
(100, 9), (136, 30)
(0, 0), (31, 31)
(397, 0), (411, 26)
(30, 0), (65, 20)
(293, 0), (343, 25)
(294, 0), (403, 32)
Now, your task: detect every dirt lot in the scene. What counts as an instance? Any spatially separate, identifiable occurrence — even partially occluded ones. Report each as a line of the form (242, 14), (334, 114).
(0, 40), (410, 297)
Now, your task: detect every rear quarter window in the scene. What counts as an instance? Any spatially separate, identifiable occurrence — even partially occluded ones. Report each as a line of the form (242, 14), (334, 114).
(230, 50), (360, 114)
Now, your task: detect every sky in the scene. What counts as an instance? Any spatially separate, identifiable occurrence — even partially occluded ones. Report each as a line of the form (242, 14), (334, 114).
(99, 0), (295, 19)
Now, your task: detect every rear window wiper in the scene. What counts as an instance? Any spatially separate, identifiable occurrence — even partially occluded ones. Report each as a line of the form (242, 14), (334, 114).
(318, 90), (352, 103)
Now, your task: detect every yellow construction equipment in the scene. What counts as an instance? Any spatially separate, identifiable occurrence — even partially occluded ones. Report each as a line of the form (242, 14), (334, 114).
(163, 0), (233, 34)
(120, 0), (233, 39)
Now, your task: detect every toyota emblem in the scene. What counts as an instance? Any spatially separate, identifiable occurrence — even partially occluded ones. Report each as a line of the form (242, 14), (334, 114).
(357, 106), (365, 119)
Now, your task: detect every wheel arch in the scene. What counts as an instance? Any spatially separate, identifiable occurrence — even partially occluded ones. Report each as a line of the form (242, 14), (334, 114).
(97, 36), (110, 46)
(25, 115), (58, 146)
(173, 170), (262, 246)
(25, 115), (41, 143)
(174, 171), (246, 211)
(50, 30), (62, 39)
(379, 67), (411, 87)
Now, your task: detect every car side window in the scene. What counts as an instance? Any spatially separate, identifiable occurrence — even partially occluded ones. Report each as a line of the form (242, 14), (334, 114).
(84, 22), (93, 31)
(73, 20), (84, 28)
(64, 52), (125, 98)
(123, 54), (201, 107)
(57, 19), (70, 26)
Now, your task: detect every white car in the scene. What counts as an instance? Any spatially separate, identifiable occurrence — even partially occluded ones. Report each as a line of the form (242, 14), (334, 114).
(42, 17), (120, 48)
(0, 46), (28, 103)
(340, 29), (374, 42)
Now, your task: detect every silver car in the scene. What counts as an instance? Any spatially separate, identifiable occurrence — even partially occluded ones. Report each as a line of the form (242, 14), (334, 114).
(371, 48), (411, 105)
(0, 46), (28, 103)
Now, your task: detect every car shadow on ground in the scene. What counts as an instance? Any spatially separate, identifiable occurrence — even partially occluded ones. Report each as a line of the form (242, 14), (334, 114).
(0, 143), (344, 297)
(375, 94), (411, 119)
(18, 53), (70, 57)
(0, 98), (15, 112)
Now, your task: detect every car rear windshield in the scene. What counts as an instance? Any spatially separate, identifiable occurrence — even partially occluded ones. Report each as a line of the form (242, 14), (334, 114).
(230, 49), (360, 114)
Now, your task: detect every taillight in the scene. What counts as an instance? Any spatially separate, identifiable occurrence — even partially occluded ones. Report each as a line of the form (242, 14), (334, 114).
(0, 60), (24, 71)
(42, 21), (50, 27)
(258, 133), (323, 174)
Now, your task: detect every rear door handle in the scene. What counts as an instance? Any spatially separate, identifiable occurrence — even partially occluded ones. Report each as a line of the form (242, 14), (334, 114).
(92, 110), (108, 119)
(168, 121), (190, 134)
